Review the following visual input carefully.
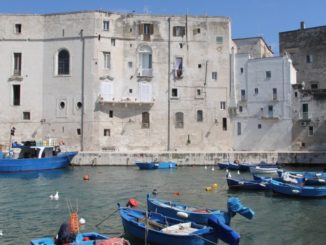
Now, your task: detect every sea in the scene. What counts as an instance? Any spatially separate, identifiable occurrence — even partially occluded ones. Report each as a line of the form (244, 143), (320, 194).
(0, 165), (325, 245)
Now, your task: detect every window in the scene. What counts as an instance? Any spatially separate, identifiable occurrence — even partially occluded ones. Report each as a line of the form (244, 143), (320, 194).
(129, 89), (133, 93)
(103, 20), (109, 31)
(103, 52), (111, 69)
(198, 64), (202, 68)
(212, 72), (218, 80)
(308, 126), (314, 136)
(140, 23), (153, 41)
(179, 43), (183, 48)
(240, 67), (244, 74)
(311, 83), (318, 90)
(258, 124), (262, 129)
(142, 112), (150, 128)
(77, 128), (81, 135)
(237, 122), (241, 135)
(197, 110), (203, 122)
(109, 110), (113, 118)
(128, 61), (133, 68)
(273, 88), (277, 100)
(294, 92), (298, 97)
(193, 28), (201, 35)
(138, 46), (152, 76)
(59, 101), (65, 109)
(222, 117), (227, 131)
(241, 90), (246, 100)
(175, 112), (184, 128)
(23, 112), (30, 120)
(111, 38), (115, 46)
(175, 57), (183, 78)
(268, 105), (273, 117)
(13, 85), (20, 106)
(239, 106), (243, 112)
(171, 88), (178, 98)
(58, 49), (70, 75)
(216, 36), (223, 43)
(15, 24), (22, 34)
(254, 88), (259, 95)
(302, 103), (309, 120)
(14, 53), (22, 76)
(173, 26), (185, 37)
(195, 88), (203, 98)
(306, 54), (313, 63)
(76, 102), (82, 110)
(266, 71), (271, 79)
(220, 101), (226, 110)
(104, 129), (110, 136)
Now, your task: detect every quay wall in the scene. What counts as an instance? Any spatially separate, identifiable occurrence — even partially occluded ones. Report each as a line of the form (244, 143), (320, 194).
(71, 151), (326, 166)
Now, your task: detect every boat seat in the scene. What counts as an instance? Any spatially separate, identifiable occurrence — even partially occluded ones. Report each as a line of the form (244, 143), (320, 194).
(161, 222), (198, 235)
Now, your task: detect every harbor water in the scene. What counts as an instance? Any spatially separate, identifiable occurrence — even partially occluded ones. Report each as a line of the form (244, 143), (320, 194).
(0, 166), (326, 245)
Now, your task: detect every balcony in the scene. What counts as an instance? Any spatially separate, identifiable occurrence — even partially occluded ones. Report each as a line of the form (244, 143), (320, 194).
(98, 95), (154, 106)
(138, 68), (153, 78)
(299, 112), (311, 121)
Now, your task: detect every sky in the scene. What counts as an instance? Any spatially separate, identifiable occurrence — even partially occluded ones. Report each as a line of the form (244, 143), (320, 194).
(0, 0), (325, 54)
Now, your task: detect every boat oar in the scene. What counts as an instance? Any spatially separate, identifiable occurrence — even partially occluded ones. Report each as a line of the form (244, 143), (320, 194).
(95, 209), (119, 227)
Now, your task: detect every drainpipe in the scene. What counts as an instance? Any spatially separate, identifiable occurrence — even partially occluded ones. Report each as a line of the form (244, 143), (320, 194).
(80, 29), (85, 151)
(167, 18), (171, 151)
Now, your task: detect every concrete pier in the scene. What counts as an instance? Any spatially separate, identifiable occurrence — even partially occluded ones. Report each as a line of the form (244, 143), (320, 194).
(71, 151), (326, 166)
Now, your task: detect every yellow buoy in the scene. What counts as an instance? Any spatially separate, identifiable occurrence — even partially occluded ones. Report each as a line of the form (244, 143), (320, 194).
(212, 183), (218, 188)
(205, 187), (212, 191)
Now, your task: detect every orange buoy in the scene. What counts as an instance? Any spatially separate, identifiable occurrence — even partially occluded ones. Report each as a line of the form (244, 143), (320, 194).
(69, 211), (79, 234)
(173, 192), (181, 196)
(83, 175), (90, 181)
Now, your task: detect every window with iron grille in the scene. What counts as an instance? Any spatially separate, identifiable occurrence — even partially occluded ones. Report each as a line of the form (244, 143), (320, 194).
(175, 112), (184, 128)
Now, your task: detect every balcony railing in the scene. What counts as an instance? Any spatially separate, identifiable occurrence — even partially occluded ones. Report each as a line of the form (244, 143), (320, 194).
(138, 68), (153, 77)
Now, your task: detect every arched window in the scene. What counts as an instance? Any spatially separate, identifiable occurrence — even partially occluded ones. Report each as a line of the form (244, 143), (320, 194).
(175, 112), (184, 128)
(58, 49), (70, 75)
(138, 45), (152, 77)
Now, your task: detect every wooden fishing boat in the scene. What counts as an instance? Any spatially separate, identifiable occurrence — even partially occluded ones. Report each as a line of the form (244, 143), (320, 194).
(269, 179), (326, 197)
(226, 176), (270, 190)
(135, 161), (177, 170)
(31, 232), (130, 245)
(277, 171), (326, 186)
(118, 204), (241, 245)
(0, 141), (77, 173)
(147, 194), (254, 226)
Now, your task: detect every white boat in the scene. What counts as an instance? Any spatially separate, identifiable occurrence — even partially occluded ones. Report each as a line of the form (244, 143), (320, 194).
(249, 166), (279, 174)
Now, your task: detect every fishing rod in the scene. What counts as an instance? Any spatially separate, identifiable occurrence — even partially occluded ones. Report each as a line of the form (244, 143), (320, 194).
(95, 209), (119, 228)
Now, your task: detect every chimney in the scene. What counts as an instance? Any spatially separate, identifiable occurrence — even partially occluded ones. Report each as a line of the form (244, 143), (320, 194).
(300, 21), (305, 30)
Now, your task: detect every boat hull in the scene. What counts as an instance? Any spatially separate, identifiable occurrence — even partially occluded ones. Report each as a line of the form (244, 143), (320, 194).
(227, 178), (270, 190)
(270, 179), (326, 197)
(0, 151), (77, 173)
(136, 161), (176, 170)
(147, 194), (228, 225)
(119, 207), (219, 245)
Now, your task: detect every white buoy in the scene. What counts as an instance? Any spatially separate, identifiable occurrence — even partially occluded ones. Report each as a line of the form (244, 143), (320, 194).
(79, 217), (86, 225)
(237, 170), (240, 175)
(204, 166), (207, 169)
(177, 212), (189, 219)
(211, 167), (215, 171)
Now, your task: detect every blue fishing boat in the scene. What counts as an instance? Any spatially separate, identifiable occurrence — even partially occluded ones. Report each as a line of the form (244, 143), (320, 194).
(147, 194), (254, 226)
(269, 179), (326, 197)
(31, 232), (130, 245)
(0, 141), (77, 173)
(277, 170), (326, 185)
(226, 176), (270, 190)
(135, 161), (177, 170)
(118, 203), (242, 245)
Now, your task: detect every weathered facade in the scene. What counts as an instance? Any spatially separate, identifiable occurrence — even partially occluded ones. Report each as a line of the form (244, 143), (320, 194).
(230, 38), (296, 151)
(280, 23), (326, 150)
(0, 11), (232, 152)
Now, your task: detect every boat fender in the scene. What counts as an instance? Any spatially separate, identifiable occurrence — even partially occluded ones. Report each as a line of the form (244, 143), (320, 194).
(212, 183), (218, 188)
(126, 198), (139, 208)
(83, 175), (90, 181)
(177, 211), (189, 219)
(205, 187), (212, 191)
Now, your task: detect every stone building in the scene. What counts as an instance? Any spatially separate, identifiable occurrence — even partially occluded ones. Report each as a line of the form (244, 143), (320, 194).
(280, 22), (326, 150)
(230, 37), (296, 151)
(0, 11), (232, 152)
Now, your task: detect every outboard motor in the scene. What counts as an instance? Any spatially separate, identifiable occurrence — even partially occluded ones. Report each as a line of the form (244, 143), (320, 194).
(208, 214), (240, 245)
